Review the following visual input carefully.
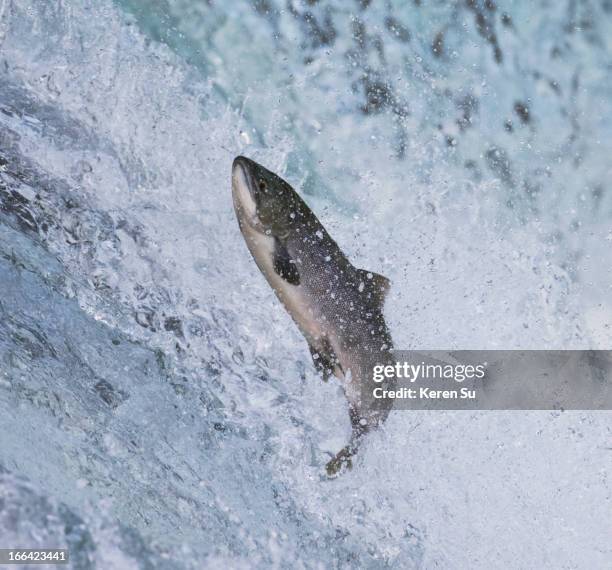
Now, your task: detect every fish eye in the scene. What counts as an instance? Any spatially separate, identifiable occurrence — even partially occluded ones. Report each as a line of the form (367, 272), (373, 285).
(258, 180), (267, 191)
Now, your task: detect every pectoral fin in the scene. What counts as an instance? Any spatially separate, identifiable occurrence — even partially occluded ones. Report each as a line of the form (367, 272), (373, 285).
(273, 239), (300, 285)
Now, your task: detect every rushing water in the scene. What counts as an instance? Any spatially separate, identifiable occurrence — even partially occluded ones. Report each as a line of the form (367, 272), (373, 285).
(0, 1), (610, 568)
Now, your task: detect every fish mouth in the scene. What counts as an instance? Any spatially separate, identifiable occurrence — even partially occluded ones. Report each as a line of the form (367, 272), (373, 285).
(232, 156), (261, 230)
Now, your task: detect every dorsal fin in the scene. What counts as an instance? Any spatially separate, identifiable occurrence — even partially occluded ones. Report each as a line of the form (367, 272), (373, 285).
(355, 268), (390, 308)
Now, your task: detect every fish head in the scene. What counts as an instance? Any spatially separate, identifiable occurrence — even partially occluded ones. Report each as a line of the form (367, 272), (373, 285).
(232, 156), (301, 238)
